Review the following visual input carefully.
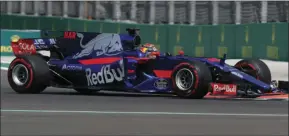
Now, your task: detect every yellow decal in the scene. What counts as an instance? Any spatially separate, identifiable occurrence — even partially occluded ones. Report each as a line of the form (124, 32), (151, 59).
(155, 27), (158, 42)
(176, 26), (180, 44)
(84, 22), (87, 32)
(267, 46), (278, 59)
(198, 27), (202, 44)
(140, 47), (148, 53)
(100, 23), (103, 32)
(218, 46), (227, 58)
(272, 24), (275, 44)
(221, 25), (225, 44)
(242, 46), (252, 58)
(67, 21), (70, 30)
(11, 35), (20, 42)
(1, 46), (13, 52)
(52, 23), (55, 31)
(117, 24), (120, 33)
(245, 26), (249, 44)
(195, 46), (204, 57)
(174, 46), (183, 55)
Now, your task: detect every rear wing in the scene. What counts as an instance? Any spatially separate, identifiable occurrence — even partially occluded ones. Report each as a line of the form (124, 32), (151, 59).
(41, 30), (88, 39)
(11, 38), (57, 56)
(10, 30), (81, 56)
(41, 29), (140, 38)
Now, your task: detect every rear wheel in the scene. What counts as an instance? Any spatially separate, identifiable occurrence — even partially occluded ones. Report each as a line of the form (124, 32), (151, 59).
(171, 61), (212, 99)
(8, 55), (51, 94)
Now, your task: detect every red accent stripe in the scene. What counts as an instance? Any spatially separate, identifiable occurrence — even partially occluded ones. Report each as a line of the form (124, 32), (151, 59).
(79, 57), (121, 65)
(128, 70), (135, 73)
(125, 57), (150, 61)
(125, 57), (150, 64)
(247, 64), (260, 80)
(125, 57), (137, 59)
(207, 58), (220, 62)
(153, 70), (172, 78)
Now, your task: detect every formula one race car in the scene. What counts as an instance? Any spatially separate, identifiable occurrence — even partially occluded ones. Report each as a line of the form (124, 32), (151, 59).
(7, 28), (287, 99)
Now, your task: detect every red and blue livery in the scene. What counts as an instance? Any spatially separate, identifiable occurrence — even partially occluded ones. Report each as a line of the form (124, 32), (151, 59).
(7, 28), (287, 99)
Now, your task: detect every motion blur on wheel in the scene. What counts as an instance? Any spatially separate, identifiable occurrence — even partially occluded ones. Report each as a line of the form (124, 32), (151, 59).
(6, 28), (288, 99)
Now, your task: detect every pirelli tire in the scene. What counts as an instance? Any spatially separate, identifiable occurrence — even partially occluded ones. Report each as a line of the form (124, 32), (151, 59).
(171, 61), (212, 99)
(234, 59), (271, 85)
(8, 55), (51, 94)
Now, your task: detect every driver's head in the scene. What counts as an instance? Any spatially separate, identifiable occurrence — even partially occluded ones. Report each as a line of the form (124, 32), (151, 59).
(143, 43), (157, 52)
(143, 43), (153, 47)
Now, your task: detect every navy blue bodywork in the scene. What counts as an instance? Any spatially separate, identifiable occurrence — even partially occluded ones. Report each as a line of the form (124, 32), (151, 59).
(24, 30), (283, 96)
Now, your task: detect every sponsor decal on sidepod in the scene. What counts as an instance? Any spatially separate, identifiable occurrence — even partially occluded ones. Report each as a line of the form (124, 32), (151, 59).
(62, 64), (83, 71)
(154, 79), (169, 89)
(86, 59), (125, 86)
(231, 71), (243, 78)
(33, 39), (56, 45)
(73, 33), (123, 59)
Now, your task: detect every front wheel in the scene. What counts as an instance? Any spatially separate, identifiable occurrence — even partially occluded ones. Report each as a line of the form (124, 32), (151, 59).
(234, 59), (272, 93)
(171, 61), (212, 99)
(234, 59), (271, 84)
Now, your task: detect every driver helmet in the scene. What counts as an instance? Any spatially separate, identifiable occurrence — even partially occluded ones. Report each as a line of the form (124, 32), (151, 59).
(142, 43), (158, 52)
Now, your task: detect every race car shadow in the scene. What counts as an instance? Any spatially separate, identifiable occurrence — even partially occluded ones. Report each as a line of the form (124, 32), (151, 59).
(40, 90), (176, 98)
(5, 90), (277, 101)
(38, 90), (268, 101)
(3, 87), (277, 101)
(40, 91), (273, 101)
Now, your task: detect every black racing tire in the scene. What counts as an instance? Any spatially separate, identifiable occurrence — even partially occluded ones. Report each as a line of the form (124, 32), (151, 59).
(7, 55), (51, 94)
(35, 52), (50, 62)
(171, 61), (212, 99)
(234, 59), (271, 84)
(74, 88), (100, 94)
(277, 80), (289, 91)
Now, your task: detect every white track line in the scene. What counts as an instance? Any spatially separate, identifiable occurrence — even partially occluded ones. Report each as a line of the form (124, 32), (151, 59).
(1, 60), (11, 64)
(1, 109), (288, 117)
(1, 67), (8, 70)
(1, 60), (10, 70)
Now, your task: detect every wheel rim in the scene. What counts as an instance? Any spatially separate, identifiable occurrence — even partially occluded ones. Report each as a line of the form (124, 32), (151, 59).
(12, 64), (29, 86)
(175, 68), (194, 91)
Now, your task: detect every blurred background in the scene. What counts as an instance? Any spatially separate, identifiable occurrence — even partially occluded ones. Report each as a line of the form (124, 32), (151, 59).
(1, 1), (288, 25)
(0, 1), (288, 61)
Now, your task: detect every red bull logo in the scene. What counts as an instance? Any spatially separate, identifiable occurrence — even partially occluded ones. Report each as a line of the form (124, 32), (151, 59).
(73, 33), (123, 59)
(85, 59), (124, 86)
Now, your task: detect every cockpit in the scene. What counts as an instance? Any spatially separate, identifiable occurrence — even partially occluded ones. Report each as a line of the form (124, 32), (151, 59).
(120, 28), (142, 50)
(121, 28), (160, 58)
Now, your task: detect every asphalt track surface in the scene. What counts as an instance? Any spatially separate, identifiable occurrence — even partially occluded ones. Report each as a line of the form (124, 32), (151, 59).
(1, 70), (288, 136)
